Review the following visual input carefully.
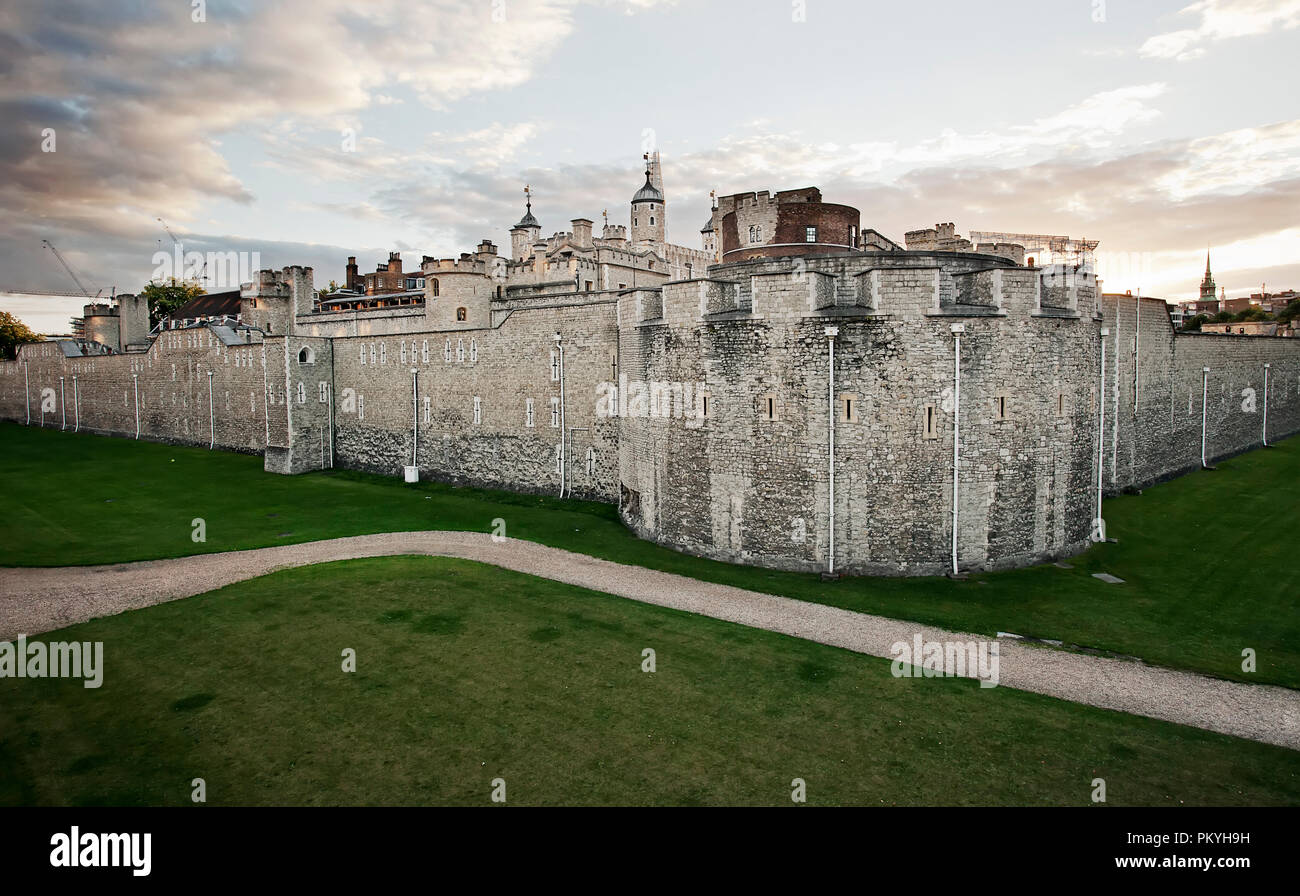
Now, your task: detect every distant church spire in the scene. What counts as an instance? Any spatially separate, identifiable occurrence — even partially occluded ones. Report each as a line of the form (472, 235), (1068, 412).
(1200, 250), (1216, 301)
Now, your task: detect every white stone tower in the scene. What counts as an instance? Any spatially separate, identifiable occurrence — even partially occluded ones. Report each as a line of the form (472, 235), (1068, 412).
(509, 185), (541, 261)
(630, 153), (665, 248)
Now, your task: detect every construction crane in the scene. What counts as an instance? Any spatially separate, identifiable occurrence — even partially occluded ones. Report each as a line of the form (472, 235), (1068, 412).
(157, 216), (207, 283)
(40, 239), (103, 301)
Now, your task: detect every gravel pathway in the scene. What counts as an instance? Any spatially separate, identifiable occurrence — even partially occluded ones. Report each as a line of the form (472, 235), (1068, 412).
(1, 531), (1296, 750)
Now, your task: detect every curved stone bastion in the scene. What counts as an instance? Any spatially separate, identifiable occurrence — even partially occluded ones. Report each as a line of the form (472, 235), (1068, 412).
(614, 251), (1102, 575)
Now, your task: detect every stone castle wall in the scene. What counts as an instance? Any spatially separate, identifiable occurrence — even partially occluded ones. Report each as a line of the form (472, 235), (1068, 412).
(3, 259), (1299, 577)
(1102, 294), (1300, 492)
(616, 252), (1101, 575)
(0, 329), (277, 454)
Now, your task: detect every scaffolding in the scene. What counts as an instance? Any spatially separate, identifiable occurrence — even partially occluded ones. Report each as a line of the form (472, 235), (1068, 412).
(968, 231), (1099, 268)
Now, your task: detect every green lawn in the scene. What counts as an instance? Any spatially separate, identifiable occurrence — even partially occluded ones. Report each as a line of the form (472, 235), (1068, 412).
(1, 556), (1295, 807)
(2, 422), (1298, 689)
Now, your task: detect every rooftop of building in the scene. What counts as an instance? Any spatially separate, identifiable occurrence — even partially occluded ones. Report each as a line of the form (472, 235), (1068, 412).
(173, 289), (242, 320)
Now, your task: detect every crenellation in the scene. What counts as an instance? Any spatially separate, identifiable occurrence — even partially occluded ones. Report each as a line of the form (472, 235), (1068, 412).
(4, 172), (1297, 577)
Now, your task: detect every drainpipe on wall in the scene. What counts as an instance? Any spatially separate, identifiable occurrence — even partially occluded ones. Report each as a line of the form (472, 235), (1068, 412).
(1262, 363), (1270, 447)
(283, 338), (293, 469)
(556, 333), (566, 498)
(23, 361), (30, 425)
(72, 376), (79, 433)
(1111, 316), (1120, 484)
(1097, 328), (1108, 533)
(207, 369), (215, 450)
(1201, 366), (1210, 468)
(132, 373), (140, 439)
(825, 326), (838, 575)
(59, 376), (66, 430)
(950, 323), (964, 576)
(327, 382), (335, 468)
(407, 368), (419, 483)
(261, 342), (270, 448)
(328, 345), (336, 469)
(1132, 292), (1140, 417)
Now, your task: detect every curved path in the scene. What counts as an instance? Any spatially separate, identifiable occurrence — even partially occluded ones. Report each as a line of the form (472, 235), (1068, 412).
(1, 531), (1296, 750)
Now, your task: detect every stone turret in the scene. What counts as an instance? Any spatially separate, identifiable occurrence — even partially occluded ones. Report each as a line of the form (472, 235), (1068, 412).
(630, 156), (665, 248)
(118, 293), (150, 350)
(509, 189), (541, 261)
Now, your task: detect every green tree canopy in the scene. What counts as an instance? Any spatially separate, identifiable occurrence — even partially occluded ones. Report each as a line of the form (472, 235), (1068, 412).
(0, 310), (41, 359)
(140, 278), (205, 325)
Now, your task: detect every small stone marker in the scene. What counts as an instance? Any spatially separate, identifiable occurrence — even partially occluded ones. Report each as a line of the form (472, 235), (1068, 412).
(1092, 573), (1125, 584)
(1053, 561), (1073, 569)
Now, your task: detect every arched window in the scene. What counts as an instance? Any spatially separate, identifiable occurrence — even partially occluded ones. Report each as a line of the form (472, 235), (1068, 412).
(430, 279), (440, 297)
(298, 346), (315, 364)
(456, 307), (467, 322)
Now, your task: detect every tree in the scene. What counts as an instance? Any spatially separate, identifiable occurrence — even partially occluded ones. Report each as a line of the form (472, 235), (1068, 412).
(140, 277), (205, 326)
(1278, 298), (1300, 325)
(1235, 306), (1271, 322)
(0, 310), (41, 358)
(1181, 314), (1208, 332)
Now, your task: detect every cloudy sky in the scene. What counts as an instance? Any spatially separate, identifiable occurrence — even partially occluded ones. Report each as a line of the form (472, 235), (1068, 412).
(2, 0), (1298, 332)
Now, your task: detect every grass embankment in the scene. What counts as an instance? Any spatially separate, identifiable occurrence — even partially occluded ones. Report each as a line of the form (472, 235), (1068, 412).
(2, 556), (1295, 806)
(2, 422), (1297, 688)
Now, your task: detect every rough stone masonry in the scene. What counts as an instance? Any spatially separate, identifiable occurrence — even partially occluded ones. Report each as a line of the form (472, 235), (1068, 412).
(2, 175), (1297, 576)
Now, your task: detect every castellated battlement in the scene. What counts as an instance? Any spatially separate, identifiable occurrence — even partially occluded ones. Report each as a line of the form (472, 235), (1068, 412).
(636, 254), (1096, 326)
(613, 251), (1121, 575)
(3, 171), (1296, 579)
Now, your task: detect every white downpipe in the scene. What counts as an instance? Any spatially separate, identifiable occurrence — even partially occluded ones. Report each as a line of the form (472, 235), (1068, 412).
(59, 376), (66, 430)
(207, 370), (215, 449)
(1111, 317), (1119, 484)
(950, 323), (964, 576)
(23, 362), (30, 425)
(1201, 366), (1210, 467)
(261, 343), (270, 448)
(327, 383), (335, 468)
(411, 369), (419, 467)
(1097, 329), (1108, 529)
(825, 326), (838, 575)
(1132, 293), (1140, 416)
(1263, 363), (1270, 447)
(72, 376), (79, 432)
(132, 373), (140, 439)
(283, 338), (292, 465)
(556, 333), (566, 498)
